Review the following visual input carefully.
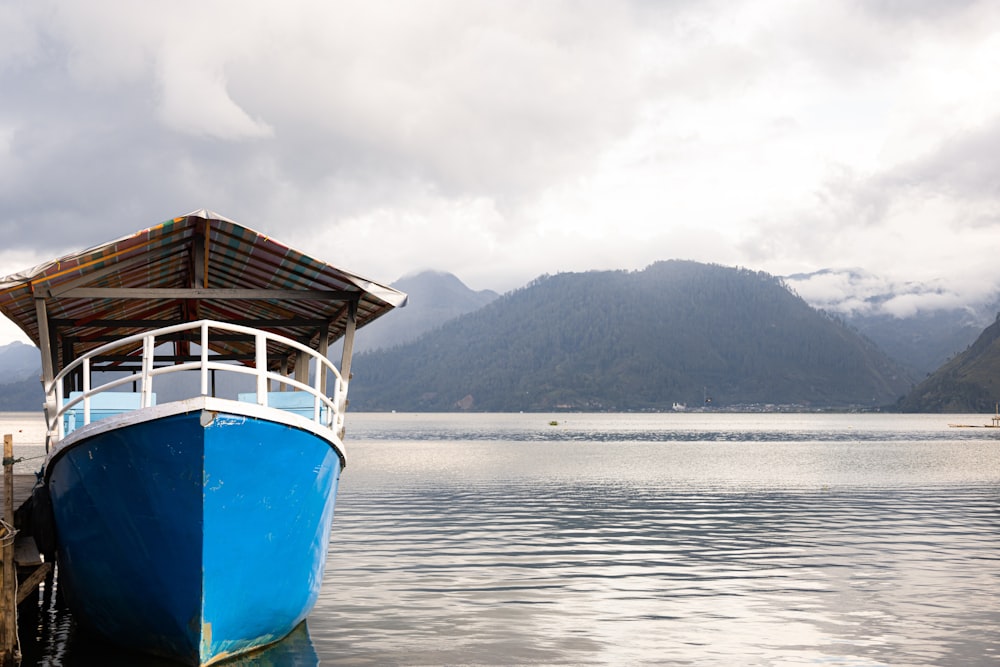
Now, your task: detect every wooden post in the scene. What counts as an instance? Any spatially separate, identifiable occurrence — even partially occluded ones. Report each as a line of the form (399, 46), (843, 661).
(293, 349), (309, 387)
(2, 434), (16, 665)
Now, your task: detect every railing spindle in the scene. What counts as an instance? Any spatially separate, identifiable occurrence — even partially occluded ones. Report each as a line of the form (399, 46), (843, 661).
(201, 322), (209, 396)
(46, 320), (343, 445)
(255, 332), (267, 407)
(83, 357), (91, 426)
(141, 335), (155, 408)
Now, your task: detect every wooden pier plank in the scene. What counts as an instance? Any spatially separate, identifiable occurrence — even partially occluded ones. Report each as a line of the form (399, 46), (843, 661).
(15, 562), (52, 606)
(3, 434), (15, 663)
(4, 438), (47, 665)
(0, 474), (36, 522)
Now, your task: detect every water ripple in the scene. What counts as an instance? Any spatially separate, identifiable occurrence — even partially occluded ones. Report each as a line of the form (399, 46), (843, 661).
(319, 475), (1000, 665)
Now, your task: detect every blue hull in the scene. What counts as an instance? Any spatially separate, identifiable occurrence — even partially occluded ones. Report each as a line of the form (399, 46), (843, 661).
(46, 408), (342, 665)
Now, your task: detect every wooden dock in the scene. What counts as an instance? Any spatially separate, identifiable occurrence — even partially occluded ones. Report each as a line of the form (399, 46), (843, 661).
(0, 475), (35, 514)
(2, 435), (52, 666)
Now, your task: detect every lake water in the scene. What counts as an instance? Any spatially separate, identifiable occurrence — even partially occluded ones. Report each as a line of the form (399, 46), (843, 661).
(4, 412), (1000, 666)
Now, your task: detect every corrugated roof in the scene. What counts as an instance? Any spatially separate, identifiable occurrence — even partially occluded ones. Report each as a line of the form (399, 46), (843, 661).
(0, 210), (406, 373)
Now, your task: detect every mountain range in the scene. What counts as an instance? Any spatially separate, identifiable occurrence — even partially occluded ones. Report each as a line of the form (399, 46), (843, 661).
(348, 262), (913, 411)
(1, 264), (998, 412)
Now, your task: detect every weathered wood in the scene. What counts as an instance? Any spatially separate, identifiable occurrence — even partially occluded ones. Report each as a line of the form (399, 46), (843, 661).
(1, 476), (42, 518)
(2, 434), (15, 663)
(59, 287), (355, 300)
(16, 562), (52, 606)
(44, 249), (170, 299)
(53, 317), (331, 328)
(294, 350), (310, 385)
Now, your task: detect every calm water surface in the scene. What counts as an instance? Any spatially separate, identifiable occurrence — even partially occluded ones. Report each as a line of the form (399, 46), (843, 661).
(4, 412), (999, 666)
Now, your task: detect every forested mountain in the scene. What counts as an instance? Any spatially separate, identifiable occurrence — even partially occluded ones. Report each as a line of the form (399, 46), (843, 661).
(895, 314), (1000, 413)
(348, 261), (915, 411)
(348, 271), (498, 352)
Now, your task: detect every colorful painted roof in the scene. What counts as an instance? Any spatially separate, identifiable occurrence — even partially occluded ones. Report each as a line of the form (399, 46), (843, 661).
(0, 210), (406, 371)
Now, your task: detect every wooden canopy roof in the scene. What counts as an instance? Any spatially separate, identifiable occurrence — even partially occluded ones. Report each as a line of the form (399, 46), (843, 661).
(0, 210), (407, 376)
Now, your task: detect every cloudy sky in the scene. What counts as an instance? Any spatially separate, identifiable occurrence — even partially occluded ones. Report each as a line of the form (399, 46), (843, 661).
(2, 0), (999, 344)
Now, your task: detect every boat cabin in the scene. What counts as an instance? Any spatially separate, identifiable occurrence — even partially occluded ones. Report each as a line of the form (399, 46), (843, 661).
(0, 209), (407, 453)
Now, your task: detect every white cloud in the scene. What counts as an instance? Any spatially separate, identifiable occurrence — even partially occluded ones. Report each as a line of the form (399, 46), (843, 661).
(157, 53), (274, 140)
(785, 266), (1000, 320)
(0, 248), (52, 345)
(1, 0), (999, 345)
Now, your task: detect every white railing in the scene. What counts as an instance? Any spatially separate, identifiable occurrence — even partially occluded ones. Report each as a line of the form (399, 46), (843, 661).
(44, 319), (347, 446)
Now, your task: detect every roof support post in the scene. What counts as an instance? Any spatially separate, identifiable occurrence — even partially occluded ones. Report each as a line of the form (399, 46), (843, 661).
(33, 296), (55, 384)
(340, 300), (357, 388)
(34, 294), (57, 450)
(295, 350), (309, 386)
(61, 338), (77, 392)
(335, 300), (357, 442)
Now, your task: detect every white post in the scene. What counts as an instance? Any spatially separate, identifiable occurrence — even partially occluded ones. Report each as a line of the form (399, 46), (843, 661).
(54, 371), (64, 439)
(83, 357), (91, 426)
(317, 320), (330, 395)
(141, 335), (155, 408)
(200, 322), (210, 396)
(312, 354), (322, 423)
(255, 332), (267, 406)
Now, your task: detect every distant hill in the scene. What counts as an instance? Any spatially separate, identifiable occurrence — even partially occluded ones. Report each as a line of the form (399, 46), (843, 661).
(351, 271), (499, 352)
(0, 376), (42, 411)
(0, 340), (40, 383)
(895, 315), (1000, 413)
(348, 261), (915, 411)
(0, 341), (42, 411)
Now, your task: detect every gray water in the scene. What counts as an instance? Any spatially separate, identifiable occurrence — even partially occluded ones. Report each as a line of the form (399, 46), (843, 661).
(6, 412), (1000, 666)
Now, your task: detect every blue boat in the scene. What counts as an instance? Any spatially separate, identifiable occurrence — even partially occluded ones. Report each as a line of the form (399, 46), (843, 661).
(0, 211), (406, 665)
